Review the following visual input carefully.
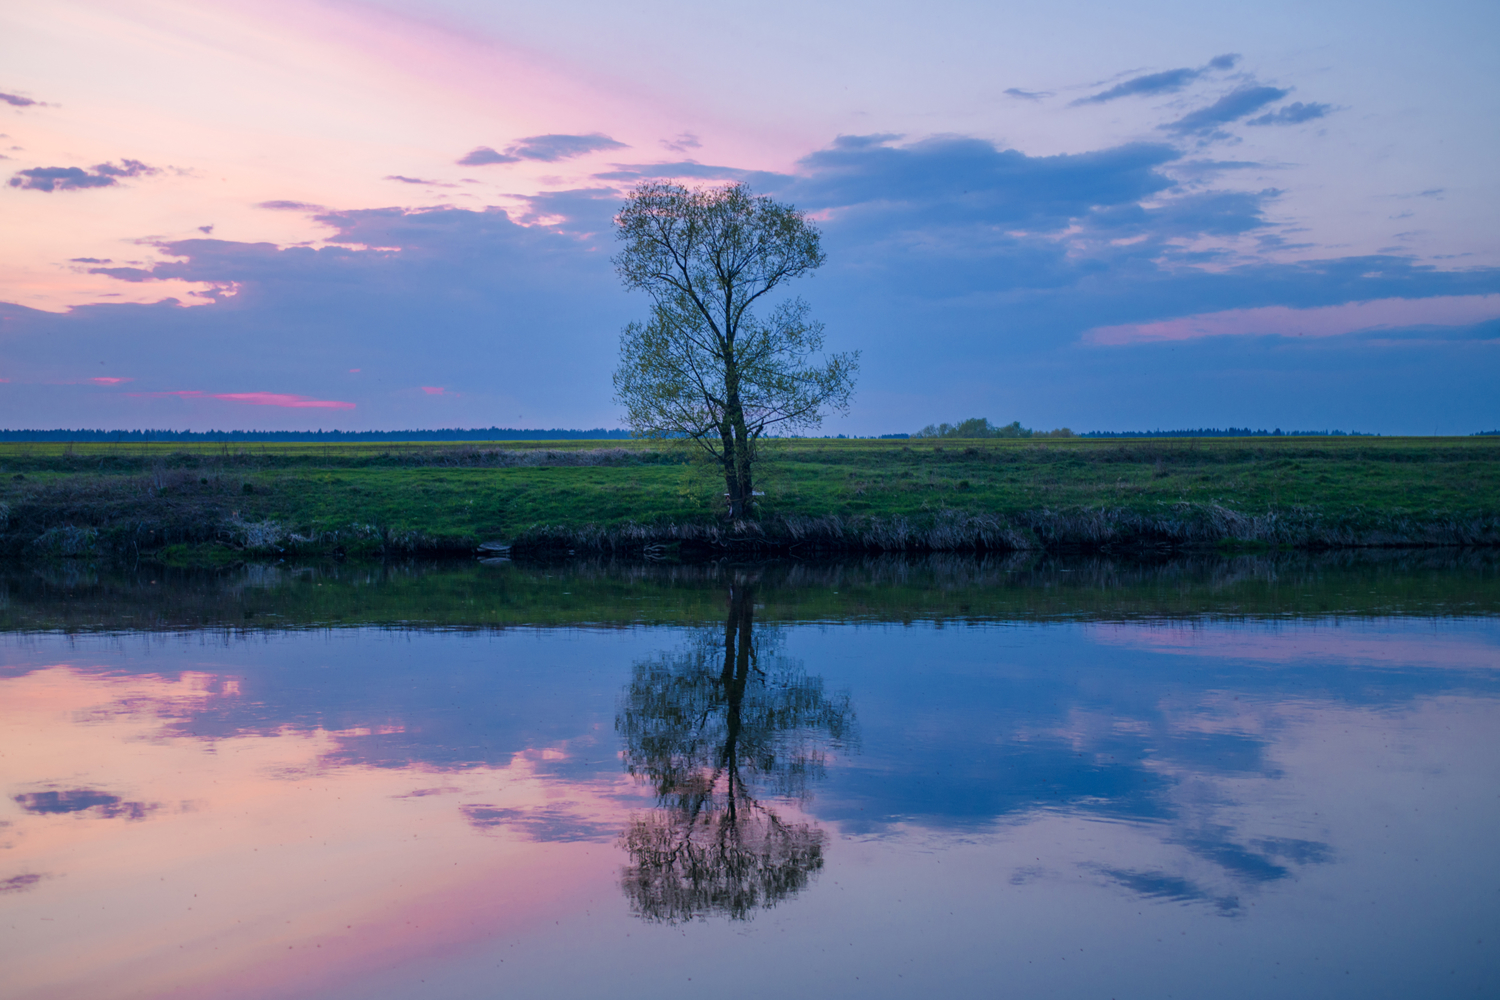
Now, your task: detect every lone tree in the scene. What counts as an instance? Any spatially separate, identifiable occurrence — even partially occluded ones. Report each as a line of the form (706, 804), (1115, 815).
(612, 182), (858, 519)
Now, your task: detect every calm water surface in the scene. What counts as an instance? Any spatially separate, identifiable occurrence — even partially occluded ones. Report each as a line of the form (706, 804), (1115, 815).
(2, 555), (1497, 999)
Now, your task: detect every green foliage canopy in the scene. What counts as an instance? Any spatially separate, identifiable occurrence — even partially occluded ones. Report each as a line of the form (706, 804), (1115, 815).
(612, 182), (858, 518)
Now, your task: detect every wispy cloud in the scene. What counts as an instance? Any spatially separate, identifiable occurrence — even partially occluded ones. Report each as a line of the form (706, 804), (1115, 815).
(458, 133), (627, 166)
(1161, 86), (1289, 135)
(128, 390), (355, 409)
(1073, 54), (1239, 106)
(8, 159), (158, 192)
(456, 146), (517, 166)
(1004, 88), (1053, 101)
(384, 174), (452, 186)
(90, 376), (132, 384)
(508, 133), (626, 161)
(216, 392), (355, 409)
(1085, 294), (1500, 344)
(659, 131), (701, 152)
(255, 199), (323, 211)
(592, 160), (768, 184)
(1246, 101), (1331, 126)
(1075, 68), (1201, 105)
(0, 91), (41, 108)
(86, 266), (156, 282)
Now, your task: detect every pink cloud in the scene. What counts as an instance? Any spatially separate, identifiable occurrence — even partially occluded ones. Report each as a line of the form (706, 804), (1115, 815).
(126, 390), (355, 409)
(1085, 294), (1500, 345)
(214, 392), (356, 409)
(1089, 623), (1500, 670)
(421, 386), (446, 395)
(91, 376), (133, 385)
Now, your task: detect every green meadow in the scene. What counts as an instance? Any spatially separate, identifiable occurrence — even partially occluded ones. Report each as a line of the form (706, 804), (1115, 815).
(0, 435), (1496, 561)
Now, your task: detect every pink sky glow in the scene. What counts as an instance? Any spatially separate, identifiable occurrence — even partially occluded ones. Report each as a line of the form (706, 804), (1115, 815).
(3, 0), (1497, 433)
(1088, 623), (1500, 669)
(127, 390), (355, 409)
(1085, 294), (1500, 345)
(0, 663), (638, 1000)
(0, 0), (778, 315)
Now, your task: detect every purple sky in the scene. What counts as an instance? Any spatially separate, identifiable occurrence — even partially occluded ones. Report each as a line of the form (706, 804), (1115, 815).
(1, 0), (1497, 433)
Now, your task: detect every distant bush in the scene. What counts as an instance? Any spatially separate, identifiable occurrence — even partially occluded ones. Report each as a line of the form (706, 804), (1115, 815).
(913, 418), (1073, 440)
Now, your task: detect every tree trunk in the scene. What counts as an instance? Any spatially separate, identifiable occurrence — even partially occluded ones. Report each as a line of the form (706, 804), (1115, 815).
(720, 423), (743, 519)
(724, 389), (754, 519)
(732, 420), (754, 515)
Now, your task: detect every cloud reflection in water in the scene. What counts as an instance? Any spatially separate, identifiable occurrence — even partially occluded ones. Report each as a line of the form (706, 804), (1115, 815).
(0, 572), (1495, 998)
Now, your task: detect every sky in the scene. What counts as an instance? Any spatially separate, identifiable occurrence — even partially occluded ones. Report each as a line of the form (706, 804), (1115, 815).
(0, 0), (1497, 434)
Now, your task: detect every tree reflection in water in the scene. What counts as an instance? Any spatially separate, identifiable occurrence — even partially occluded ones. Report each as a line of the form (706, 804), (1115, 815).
(616, 579), (856, 922)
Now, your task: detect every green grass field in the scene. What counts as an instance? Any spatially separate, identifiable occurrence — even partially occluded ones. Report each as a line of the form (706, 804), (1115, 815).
(0, 436), (1496, 560)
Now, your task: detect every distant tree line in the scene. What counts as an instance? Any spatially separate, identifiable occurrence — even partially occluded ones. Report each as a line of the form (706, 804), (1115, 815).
(0, 427), (634, 442)
(914, 418), (1074, 439)
(5, 425), (1486, 444)
(900, 419), (1428, 440)
(1079, 428), (1377, 438)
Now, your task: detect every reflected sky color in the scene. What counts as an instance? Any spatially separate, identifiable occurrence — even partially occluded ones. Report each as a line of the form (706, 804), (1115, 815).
(3, 593), (1497, 999)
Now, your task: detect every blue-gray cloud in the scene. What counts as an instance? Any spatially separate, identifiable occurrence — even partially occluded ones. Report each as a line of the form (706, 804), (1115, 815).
(460, 804), (615, 842)
(1076, 67), (1202, 105)
(13, 789), (157, 819)
(1073, 54), (1239, 106)
(86, 266), (155, 282)
(12, 167), (116, 191)
(592, 160), (779, 185)
(1169, 159), (1267, 180)
(1, 91), (39, 107)
(518, 186), (623, 234)
(384, 174), (450, 186)
(8, 159), (157, 192)
(1247, 101), (1331, 126)
(0, 204), (628, 428)
(255, 199), (323, 211)
(1092, 867), (1242, 912)
(459, 133), (627, 167)
(508, 132), (628, 161)
(1004, 88), (1052, 101)
(2, 129), (1496, 433)
(1, 874), (44, 894)
(659, 131), (701, 152)
(456, 146), (518, 166)
(780, 134), (1181, 235)
(1161, 86), (1289, 135)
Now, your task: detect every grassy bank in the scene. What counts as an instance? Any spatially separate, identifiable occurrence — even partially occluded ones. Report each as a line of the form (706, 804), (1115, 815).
(0, 436), (1496, 562)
